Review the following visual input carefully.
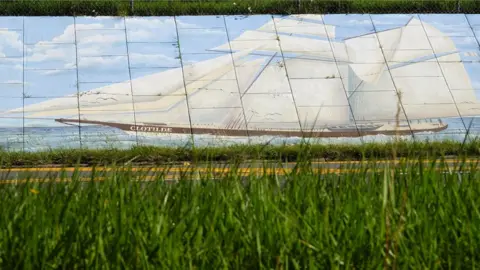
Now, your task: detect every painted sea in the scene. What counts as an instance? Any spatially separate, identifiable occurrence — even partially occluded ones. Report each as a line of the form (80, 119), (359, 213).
(0, 117), (476, 152)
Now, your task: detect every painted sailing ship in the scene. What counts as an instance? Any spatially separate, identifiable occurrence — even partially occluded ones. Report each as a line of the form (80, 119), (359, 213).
(5, 15), (480, 138)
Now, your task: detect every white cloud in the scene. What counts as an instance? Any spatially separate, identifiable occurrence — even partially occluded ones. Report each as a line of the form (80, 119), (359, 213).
(41, 69), (71, 75)
(26, 45), (75, 62)
(125, 17), (178, 41)
(77, 16), (125, 29)
(0, 30), (23, 56)
(126, 17), (196, 30)
(78, 56), (126, 68)
(125, 17), (223, 41)
(0, 17), (224, 75)
(76, 30), (127, 57)
(4, 80), (23, 84)
(346, 19), (373, 25)
(0, 57), (23, 71)
(78, 31), (125, 44)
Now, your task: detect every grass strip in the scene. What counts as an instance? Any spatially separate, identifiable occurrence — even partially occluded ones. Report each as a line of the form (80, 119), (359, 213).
(0, 158), (479, 268)
(0, 0), (479, 16)
(1, 139), (480, 166)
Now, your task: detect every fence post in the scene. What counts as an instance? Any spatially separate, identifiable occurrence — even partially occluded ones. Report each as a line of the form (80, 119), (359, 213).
(130, 0), (134, 14)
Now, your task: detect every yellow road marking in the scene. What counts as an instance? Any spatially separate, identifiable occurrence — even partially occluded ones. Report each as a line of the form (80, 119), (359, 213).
(0, 167), (475, 184)
(0, 158), (477, 172)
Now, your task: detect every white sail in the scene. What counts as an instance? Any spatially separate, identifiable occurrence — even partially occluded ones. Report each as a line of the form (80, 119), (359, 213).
(344, 24), (403, 83)
(284, 57), (339, 79)
(242, 57), (350, 127)
(277, 33), (334, 58)
(352, 74), (456, 121)
(456, 103), (480, 117)
(234, 58), (270, 94)
(343, 29), (396, 83)
(286, 14), (325, 22)
(192, 55), (349, 127)
(343, 17), (444, 83)
(297, 106), (350, 127)
(421, 20), (458, 62)
(452, 90), (478, 104)
(383, 17), (456, 61)
(386, 17), (463, 120)
(347, 63), (386, 83)
(136, 69), (302, 128)
(212, 30), (337, 59)
(388, 18), (432, 51)
(439, 62), (474, 90)
(242, 93), (300, 128)
(186, 58), (262, 107)
(403, 104), (460, 120)
(348, 67), (401, 122)
(344, 26), (403, 58)
(134, 95), (191, 125)
(439, 62), (479, 117)
(288, 74), (347, 107)
(136, 71), (247, 127)
(77, 112), (136, 124)
(19, 64), (236, 118)
(182, 50), (247, 81)
(238, 59), (291, 95)
(258, 18), (335, 38)
(390, 61), (442, 77)
(345, 15), (475, 122)
(349, 71), (462, 121)
(349, 89), (404, 122)
(9, 49), (255, 117)
(27, 58), (261, 121)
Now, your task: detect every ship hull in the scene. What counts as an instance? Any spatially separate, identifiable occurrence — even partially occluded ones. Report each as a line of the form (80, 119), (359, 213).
(55, 118), (449, 138)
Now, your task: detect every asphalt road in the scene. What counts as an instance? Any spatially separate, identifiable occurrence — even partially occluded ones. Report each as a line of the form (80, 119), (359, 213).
(0, 158), (477, 184)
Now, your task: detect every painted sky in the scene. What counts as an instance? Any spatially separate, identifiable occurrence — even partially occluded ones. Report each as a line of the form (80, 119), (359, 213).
(0, 14), (480, 130)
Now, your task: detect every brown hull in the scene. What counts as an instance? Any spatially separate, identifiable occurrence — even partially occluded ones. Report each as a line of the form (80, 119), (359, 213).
(55, 118), (449, 138)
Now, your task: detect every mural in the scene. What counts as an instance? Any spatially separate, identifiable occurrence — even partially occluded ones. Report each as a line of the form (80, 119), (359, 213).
(0, 14), (480, 151)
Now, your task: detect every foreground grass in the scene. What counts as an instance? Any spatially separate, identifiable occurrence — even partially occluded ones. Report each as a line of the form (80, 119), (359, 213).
(0, 158), (480, 268)
(1, 139), (480, 166)
(0, 0), (479, 16)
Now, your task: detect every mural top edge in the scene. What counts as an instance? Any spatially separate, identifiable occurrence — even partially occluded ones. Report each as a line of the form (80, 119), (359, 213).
(2, 13), (480, 18)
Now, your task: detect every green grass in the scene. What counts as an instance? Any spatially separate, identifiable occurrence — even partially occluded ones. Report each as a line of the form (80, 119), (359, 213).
(1, 158), (480, 268)
(1, 138), (480, 166)
(0, 0), (479, 16)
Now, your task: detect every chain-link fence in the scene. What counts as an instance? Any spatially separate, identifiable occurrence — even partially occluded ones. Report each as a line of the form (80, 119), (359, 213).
(0, 11), (479, 151)
(0, 0), (477, 16)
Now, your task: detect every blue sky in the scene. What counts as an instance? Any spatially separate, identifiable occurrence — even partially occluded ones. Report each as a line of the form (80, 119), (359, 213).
(0, 14), (480, 130)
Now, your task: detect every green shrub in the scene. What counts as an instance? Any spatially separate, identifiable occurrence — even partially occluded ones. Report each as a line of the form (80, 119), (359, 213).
(0, 0), (477, 16)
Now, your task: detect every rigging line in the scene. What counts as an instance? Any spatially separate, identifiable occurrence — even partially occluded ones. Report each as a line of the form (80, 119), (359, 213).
(208, 49), (348, 64)
(240, 52), (277, 98)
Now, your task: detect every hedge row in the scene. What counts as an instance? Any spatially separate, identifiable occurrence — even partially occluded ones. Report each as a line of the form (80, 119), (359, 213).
(0, 0), (478, 16)
(0, 139), (478, 166)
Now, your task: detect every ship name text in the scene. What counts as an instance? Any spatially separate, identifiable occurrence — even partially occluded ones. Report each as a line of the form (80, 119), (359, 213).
(129, 125), (173, 133)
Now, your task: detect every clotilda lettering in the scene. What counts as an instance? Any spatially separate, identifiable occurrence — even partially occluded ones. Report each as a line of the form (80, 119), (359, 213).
(129, 125), (172, 133)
